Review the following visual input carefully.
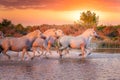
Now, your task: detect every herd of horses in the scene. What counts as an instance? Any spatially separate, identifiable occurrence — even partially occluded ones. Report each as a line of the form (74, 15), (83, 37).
(0, 28), (100, 60)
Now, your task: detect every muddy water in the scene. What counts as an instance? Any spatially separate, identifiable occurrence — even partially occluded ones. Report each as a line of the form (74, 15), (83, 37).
(0, 51), (120, 80)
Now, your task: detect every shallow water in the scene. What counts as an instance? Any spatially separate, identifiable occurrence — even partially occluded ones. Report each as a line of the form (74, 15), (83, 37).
(0, 51), (120, 80)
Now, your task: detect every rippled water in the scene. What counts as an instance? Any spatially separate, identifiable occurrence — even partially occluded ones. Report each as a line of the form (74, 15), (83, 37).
(0, 51), (120, 80)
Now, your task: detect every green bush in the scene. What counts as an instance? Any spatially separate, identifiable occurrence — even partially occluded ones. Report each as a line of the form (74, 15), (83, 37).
(97, 25), (106, 31)
(98, 41), (120, 48)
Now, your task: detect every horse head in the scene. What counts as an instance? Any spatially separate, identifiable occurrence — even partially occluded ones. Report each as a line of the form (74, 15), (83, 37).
(84, 28), (100, 39)
(26, 30), (43, 38)
(55, 29), (64, 38)
(43, 28), (64, 39)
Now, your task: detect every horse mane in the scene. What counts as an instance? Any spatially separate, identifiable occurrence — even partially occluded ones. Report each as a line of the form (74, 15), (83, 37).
(43, 28), (57, 37)
(44, 28), (56, 34)
(81, 28), (94, 36)
(25, 30), (41, 38)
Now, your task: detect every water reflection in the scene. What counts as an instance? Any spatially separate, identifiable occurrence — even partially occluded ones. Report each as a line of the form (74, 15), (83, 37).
(57, 58), (98, 80)
(20, 64), (34, 79)
(0, 53), (120, 80)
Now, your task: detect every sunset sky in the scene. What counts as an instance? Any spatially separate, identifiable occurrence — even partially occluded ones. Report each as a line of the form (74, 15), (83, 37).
(0, 0), (120, 26)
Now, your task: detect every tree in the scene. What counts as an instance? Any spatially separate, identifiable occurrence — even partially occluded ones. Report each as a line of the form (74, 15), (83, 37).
(15, 24), (24, 31)
(15, 24), (27, 34)
(80, 11), (99, 28)
(1, 19), (12, 27)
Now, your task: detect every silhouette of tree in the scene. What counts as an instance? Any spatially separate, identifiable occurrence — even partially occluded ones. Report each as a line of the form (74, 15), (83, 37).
(15, 24), (27, 34)
(1, 19), (12, 27)
(15, 24), (24, 31)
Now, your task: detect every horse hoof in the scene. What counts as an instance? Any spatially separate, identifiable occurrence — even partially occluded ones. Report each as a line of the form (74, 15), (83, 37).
(79, 54), (82, 56)
(88, 53), (91, 55)
(31, 57), (34, 60)
(60, 55), (62, 58)
(45, 56), (49, 59)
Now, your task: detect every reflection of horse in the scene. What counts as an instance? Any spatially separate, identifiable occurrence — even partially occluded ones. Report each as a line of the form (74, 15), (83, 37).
(0, 30), (43, 60)
(59, 28), (100, 58)
(32, 29), (64, 58)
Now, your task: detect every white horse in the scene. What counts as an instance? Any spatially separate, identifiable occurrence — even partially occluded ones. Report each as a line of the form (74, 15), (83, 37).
(31, 36), (56, 59)
(0, 30), (44, 60)
(58, 28), (100, 58)
(31, 28), (64, 58)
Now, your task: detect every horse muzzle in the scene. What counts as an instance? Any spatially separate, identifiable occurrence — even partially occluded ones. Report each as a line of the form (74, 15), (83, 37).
(95, 35), (102, 40)
(40, 34), (46, 39)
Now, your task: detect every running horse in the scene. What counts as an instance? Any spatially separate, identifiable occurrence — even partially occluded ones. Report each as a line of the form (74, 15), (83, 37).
(0, 30), (44, 60)
(59, 28), (100, 58)
(31, 28), (64, 58)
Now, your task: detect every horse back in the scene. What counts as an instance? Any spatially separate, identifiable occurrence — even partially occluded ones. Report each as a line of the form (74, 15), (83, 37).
(70, 36), (85, 49)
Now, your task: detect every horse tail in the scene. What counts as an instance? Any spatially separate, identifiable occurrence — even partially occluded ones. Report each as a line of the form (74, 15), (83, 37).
(0, 48), (2, 54)
(0, 44), (3, 54)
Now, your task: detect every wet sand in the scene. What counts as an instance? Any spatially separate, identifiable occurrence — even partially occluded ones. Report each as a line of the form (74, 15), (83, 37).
(0, 50), (120, 80)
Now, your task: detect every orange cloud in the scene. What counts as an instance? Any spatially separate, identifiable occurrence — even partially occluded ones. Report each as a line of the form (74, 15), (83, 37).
(0, 0), (120, 12)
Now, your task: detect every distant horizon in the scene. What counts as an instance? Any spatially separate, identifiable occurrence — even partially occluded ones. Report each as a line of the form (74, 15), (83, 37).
(0, 0), (120, 26)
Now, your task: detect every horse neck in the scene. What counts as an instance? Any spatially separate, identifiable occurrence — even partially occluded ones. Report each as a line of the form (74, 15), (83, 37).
(81, 33), (93, 43)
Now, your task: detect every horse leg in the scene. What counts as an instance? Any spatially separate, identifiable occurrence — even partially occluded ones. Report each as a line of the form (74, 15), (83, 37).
(27, 52), (31, 57)
(31, 47), (36, 60)
(59, 47), (65, 58)
(37, 47), (44, 57)
(41, 48), (44, 55)
(21, 49), (26, 60)
(59, 46), (69, 58)
(46, 48), (51, 55)
(2, 49), (11, 60)
(59, 50), (63, 58)
(64, 47), (70, 55)
(43, 51), (49, 59)
(87, 48), (92, 55)
(80, 43), (85, 58)
(37, 47), (41, 54)
(58, 50), (62, 58)
(26, 51), (31, 60)
(43, 44), (51, 58)
(47, 42), (52, 55)
(55, 46), (59, 53)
